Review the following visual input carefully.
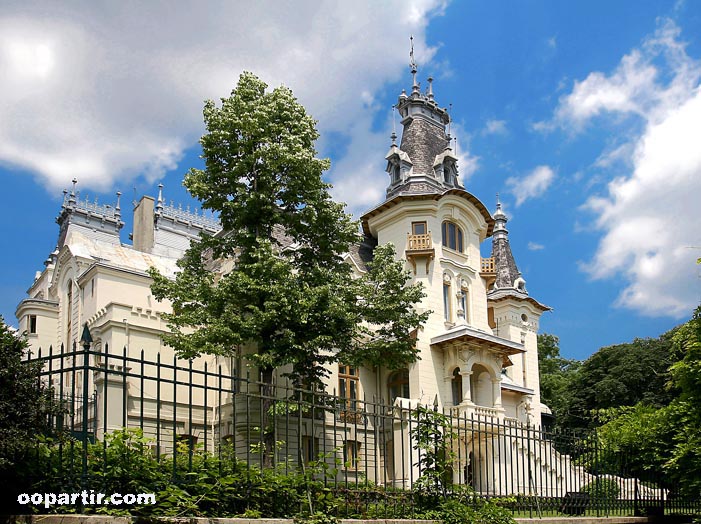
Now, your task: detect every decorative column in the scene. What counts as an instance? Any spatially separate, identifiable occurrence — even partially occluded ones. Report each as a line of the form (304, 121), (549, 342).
(459, 370), (473, 404)
(491, 377), (502, 408)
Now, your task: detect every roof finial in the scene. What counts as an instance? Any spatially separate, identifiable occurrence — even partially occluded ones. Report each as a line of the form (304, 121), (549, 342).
(115, 191), (122, 218)
(410, 35), (419, 94)
(427, 76), (434, 101)
(496, 192), (501, 208)
(391, 131), (397, 146)
(69, 178), (78, 206)
(156, 183), (164, 214)
(447, 103), (452, 138)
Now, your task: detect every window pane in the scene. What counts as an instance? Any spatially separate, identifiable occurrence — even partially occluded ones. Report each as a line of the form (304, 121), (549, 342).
(458, 229), (463, 252)
(443, 284), (450, 321)
(442, 222), (447, 245)
(412, 222), (426, 235)
(448, 223), (456, 248)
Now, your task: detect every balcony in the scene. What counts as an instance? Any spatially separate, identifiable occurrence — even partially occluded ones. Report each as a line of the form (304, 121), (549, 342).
(406, 233), (435, 274)
(480, 257), (495, 274)
(450, 403), (504, 424)
(480, 257), (496, 287)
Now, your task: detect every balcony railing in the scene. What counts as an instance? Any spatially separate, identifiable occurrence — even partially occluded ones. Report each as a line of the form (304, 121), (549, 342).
(450, 403), (505, 422)
(407, 233), (433, 251)
(480, 257), (496, 274)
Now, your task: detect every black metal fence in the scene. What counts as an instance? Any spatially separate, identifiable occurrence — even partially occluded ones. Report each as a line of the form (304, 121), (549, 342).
(21, 343), (701, 518)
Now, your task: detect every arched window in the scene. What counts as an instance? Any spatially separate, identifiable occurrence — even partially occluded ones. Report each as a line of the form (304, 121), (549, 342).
(388, 369), (410, 403)
(441, 221), (464, 252)
(451, 368), (463, 406)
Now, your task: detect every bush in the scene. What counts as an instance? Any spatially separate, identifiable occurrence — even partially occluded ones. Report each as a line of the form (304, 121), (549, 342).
(581, 478), (621, 502)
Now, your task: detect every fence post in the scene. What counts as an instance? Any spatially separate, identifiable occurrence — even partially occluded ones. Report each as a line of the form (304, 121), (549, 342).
(79, 324), (92, 498)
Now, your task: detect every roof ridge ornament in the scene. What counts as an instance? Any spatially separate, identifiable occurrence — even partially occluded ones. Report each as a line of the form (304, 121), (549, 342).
(410, 35), (419, 94)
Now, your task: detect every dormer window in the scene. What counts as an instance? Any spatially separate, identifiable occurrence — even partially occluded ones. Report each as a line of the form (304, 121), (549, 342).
(391, 162), (400, 184)
(441, 221), (464, 253)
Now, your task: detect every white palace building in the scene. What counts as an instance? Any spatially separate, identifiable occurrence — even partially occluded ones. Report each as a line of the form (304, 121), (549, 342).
(16, 68), (648, 499)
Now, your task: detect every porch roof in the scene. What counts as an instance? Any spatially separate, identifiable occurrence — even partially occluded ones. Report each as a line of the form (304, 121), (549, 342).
(430, 324), (525, 357)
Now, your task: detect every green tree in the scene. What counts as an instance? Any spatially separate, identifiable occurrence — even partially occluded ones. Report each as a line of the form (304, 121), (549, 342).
(556, 331), (676, 430)
(0, 316), (62, 511)
(0, 317), (56, 467)
(149, 72), (428, 389)
(665, 304), (701, 496)
(537, 333), (580, 426)
(591, 305), (701, 497)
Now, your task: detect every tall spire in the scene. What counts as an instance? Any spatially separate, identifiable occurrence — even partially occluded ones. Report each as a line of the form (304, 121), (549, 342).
(490, 197), (523, 291)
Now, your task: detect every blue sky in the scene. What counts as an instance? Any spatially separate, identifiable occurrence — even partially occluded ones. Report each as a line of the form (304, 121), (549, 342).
(1, 1), (700, 360)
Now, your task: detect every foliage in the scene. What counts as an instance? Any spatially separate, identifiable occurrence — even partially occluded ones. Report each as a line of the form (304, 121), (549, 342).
(591, 305), (701, 498)
(589, 404), (671, 479)
(552, 330), (677, 430)
(420, 497), (515, 524)
(537, 333), (580, 428)
(664, 304), (701, 497)
(149, 72), (428, 389)
(581, 478), (621, 502)
(11, 426), (517, 521)
(0, 317), (64, 511)
(411, 405), (456, 502)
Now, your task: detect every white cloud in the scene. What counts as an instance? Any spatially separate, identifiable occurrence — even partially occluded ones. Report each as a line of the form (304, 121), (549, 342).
(528, 242), (545, 251)
(553, 20), (700, 131)
(450, 123), (480, 183)
(483, 119), (507, 136)
(506, 165), (556, 207)
(0, 1), (447, 206)
(554, 19), (701, 317)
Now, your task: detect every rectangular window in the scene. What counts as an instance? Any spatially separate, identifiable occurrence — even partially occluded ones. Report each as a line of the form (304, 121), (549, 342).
(91, 278), (95, 298)
(343, 440), (361, 470)
(339, 364), (359, 410)
(443, 283), (451, 322)
(412, 221), (427, 235)
(28, 314), (37, 334)
(302, 435), (319, 464)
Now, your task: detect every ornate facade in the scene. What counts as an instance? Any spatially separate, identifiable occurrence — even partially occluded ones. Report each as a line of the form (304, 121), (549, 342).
(16, 69), (559, 494)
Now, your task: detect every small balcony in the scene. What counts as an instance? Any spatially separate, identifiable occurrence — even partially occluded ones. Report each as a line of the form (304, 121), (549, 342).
(406, 233), (435, 274)
(480, 257), (496, 274)
(480, 257), (496, 287)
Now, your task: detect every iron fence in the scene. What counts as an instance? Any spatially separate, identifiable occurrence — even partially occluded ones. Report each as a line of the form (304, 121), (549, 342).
(20, 343), (701, 518)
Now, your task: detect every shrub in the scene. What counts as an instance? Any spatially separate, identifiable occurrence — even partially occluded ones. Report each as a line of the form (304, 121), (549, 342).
(581, 478), (621, 502)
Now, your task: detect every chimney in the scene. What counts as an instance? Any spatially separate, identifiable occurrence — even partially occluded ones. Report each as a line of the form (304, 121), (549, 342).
(133, 196), (155, 253)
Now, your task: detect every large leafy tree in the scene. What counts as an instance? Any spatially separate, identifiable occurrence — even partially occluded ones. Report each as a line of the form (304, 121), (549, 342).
(554, 331), (676, 430)
(537, 333), (580, 427)
(592, 305), (701, 497)
(150, 72), (428, 389)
